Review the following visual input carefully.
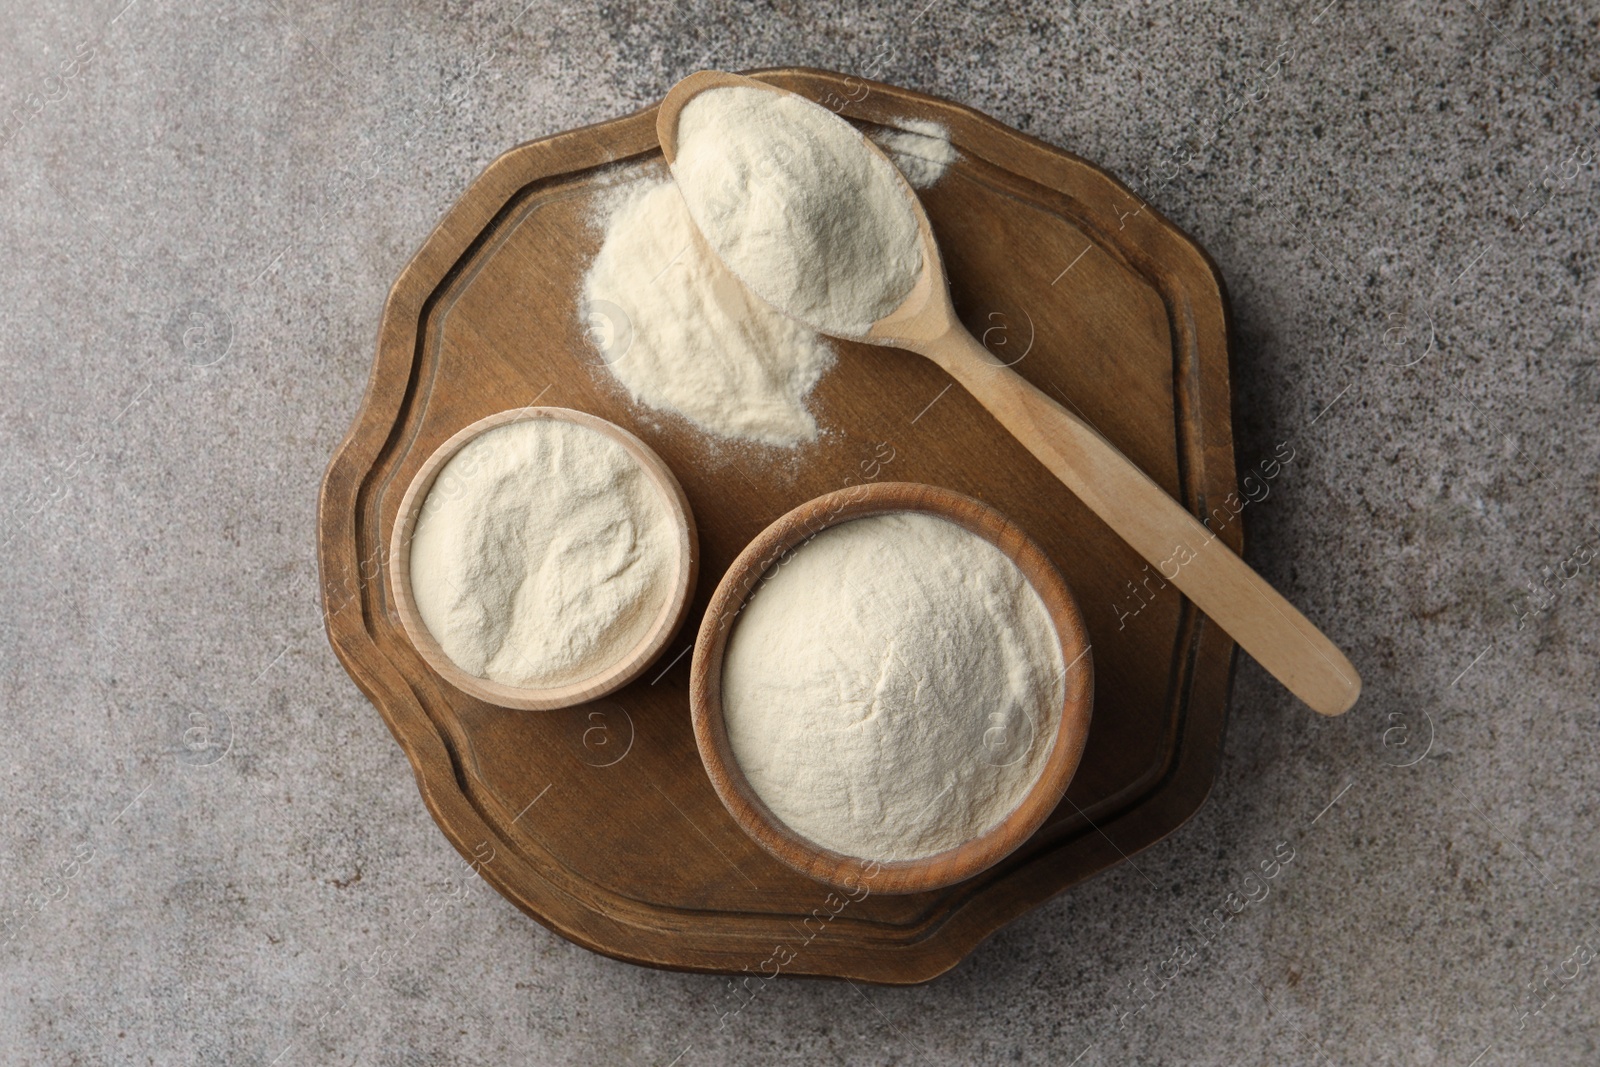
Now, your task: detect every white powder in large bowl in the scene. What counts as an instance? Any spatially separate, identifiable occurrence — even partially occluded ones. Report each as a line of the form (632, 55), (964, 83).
(409, 418), (678, 689)
(672, 86), (924, 336)
(721, 512), (1065, 862)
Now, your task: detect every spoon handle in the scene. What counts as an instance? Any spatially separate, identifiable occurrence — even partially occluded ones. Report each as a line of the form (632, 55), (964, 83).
(922, 326), (1360, 716)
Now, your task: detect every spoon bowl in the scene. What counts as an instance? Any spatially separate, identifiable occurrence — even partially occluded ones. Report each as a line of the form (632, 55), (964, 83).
(657, 69), (949, 346)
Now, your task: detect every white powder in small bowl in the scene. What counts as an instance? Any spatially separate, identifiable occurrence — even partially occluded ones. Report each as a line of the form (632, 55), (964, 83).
(721, 512), (1065, 862)
(409, 417), (679, 689)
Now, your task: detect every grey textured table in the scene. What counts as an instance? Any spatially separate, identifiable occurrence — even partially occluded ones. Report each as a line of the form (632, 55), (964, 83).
(3, 0), (1597, 1063)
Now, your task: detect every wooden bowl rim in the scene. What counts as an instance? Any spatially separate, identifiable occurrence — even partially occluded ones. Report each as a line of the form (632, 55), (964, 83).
(690, 481), (1094, 895)
(388, 406), (699, 711)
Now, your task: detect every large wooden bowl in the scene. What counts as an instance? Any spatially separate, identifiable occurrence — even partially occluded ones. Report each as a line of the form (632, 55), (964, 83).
(388, 406), (698, 710)
(691, 482), (1094, 895)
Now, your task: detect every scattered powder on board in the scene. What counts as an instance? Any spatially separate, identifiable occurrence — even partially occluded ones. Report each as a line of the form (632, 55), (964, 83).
(579, 107), (951, 445)
(409, 418), (677, 688)
(721, 513), (1065, 862)
(869, 119), (958, 188)
(672, 86), (924, 336)
(582, 178), (835, 446)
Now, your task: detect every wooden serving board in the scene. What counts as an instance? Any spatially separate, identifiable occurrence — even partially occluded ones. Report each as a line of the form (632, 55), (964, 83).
(318, 68), (1241, 984)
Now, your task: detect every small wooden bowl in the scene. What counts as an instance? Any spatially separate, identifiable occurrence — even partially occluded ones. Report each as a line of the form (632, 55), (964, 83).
(389, 407), (698, 710)
(690, 482), (1093, 895)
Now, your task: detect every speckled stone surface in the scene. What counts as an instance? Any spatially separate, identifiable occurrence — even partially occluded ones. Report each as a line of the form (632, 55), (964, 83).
(2, 0), (1597, 1063)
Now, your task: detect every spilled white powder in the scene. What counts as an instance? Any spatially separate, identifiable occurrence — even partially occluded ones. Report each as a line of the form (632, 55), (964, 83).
(869, 119), (958, 188)
(673, 86), (924, 336)
(722, 513), (1065, 862)
(579, 111), (949, 446)
(582, 177), (835, 446)
(409, 418), (677, 688)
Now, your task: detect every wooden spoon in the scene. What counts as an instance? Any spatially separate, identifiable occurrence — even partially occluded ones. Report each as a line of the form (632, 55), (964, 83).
(658, 71), (1360, 717)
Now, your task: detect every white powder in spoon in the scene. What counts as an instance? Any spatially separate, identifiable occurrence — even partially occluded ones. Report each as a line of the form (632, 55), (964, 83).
(409, 418), (677, 688)
(721, 513), (1064, 862)
(582, 176), (834, 446)
(672, 86), (924, 336)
